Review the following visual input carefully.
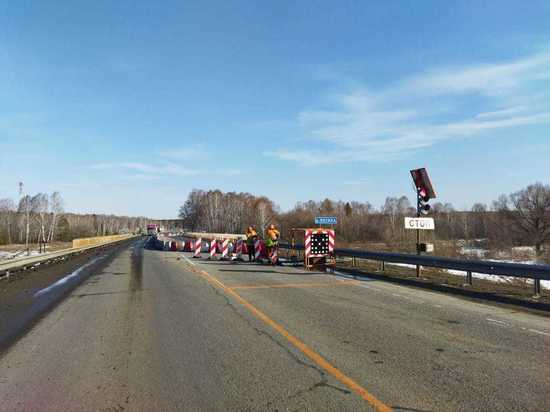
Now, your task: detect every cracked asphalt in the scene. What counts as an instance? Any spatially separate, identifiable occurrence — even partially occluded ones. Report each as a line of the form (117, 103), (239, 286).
(1, 239), (549, 411)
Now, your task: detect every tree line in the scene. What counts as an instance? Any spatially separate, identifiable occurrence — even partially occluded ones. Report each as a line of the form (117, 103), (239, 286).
(0, 191), (150, 247)
(178, 183), (550, 258)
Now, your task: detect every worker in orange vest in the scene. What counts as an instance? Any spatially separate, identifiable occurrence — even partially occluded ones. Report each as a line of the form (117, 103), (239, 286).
(246, 226), (258, 261)
(265, 224), (280, 260)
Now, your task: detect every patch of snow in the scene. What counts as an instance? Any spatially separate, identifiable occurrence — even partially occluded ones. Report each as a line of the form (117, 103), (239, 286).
(0, 249), (57, 262)
(446, 259), (550, 290)
(386, 262), (417, 269)
(460, 247), (489, 258)
(512, 246), (536, 252)
(0, 251), (12, 260)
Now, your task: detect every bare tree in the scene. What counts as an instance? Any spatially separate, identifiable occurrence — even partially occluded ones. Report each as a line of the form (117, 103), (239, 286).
(31, 193), (49, 244)
(509, 183), (550, 256)
(47, 192), (64, 242)
(18, 194), (32, 253)
(0, 198), (15, 244)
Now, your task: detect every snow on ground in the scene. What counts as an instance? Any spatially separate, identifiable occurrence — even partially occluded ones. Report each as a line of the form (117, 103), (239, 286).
(512, 246), (537, 253)
(384, 260), (550, 290)
(0, 250), (44, 261)
(459, 247), (489, 258)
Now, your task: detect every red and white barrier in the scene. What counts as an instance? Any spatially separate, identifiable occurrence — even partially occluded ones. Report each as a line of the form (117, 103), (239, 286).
(220, 238), (229, 260)
(209, 239), (218, 259)
(193, 238), (202, 258)
(270, 247), (278, 265)
(235, 239), (243, 260)
(254, 239), (262, 260)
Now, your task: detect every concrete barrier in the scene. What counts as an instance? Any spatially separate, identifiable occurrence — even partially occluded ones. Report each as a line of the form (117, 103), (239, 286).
(184, 232), (246, 241)
(72, 234), (134, 248)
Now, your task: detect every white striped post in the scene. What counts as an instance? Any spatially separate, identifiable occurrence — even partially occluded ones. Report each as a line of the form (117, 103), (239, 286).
(209, 239), (218, 259)
(220, 239), (229, 260)
(193, 238), (202, 258)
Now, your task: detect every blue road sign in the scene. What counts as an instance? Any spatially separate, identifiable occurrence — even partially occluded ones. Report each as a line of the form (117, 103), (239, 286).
(315, 216), (337, 225)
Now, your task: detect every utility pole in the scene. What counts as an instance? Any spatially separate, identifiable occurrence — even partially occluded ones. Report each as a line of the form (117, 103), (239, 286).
(19, 182), (30, 255)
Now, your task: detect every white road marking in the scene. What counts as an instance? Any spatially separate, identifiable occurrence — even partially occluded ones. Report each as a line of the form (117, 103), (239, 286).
(528, 329), (550, 337)
(33, 256), (105, 298)
(486, 318), (509, 326)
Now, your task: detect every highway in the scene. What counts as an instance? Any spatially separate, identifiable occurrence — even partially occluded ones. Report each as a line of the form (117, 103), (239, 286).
(1, 238), (549, 411)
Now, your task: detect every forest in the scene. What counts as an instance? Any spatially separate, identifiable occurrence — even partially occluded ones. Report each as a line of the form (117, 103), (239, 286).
(0, 192), (149, 247)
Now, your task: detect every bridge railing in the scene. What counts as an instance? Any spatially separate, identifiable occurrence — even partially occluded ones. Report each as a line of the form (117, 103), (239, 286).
(0, 234), (139, 280)
(279, 243), (550, 296)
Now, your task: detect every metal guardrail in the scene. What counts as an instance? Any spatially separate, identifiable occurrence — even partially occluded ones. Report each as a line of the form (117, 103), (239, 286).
(0, 235), (139, 279)
(279, 243), (550, 296)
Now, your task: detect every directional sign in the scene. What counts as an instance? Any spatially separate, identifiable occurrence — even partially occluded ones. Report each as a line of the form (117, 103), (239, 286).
(404, 217), (435, 230)
(315, 216), (337, 225)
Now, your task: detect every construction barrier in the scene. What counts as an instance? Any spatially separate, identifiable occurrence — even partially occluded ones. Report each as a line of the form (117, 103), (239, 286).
(183, 240), (192, 252)
(209, 239), (218, 259)
(193, 238), (202, 258)
(304, 229), (336, 270)
(254, 240), (267, 260)
(184, 232), (246, 241)
(254, 240), (261, 260)
(220, 239), (229, 260)
(235, 239), (244, 260)
(271, 247), (278, 265)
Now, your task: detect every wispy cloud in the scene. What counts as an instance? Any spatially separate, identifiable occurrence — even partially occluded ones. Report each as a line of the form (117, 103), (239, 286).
(90, 162), (197, 177)
(267, 52), (550, 164)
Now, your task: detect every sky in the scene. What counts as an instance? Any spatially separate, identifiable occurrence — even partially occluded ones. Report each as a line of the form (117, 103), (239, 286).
(1, 1), (550, 218)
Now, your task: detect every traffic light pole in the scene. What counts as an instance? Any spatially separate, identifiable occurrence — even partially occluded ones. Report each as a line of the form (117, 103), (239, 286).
(416, 207), (421, 277)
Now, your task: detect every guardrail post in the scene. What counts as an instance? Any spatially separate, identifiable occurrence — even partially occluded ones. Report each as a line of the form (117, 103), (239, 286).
(466, 271), (473, 286)
(416, 265), (420, 277)
(380, 261), (385, 272)
(534, 278), (542, 297)
(352, 257), (356, 267)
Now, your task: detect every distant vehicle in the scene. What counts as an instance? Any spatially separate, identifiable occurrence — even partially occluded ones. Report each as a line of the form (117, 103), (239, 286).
(147, 224), (159, 235)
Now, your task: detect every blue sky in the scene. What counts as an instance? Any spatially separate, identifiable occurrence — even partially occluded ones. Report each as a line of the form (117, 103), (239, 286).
(1, 1), (549, 218)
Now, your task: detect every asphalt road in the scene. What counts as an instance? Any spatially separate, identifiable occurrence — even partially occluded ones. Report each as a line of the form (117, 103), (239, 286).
(1, 239), (549, 411)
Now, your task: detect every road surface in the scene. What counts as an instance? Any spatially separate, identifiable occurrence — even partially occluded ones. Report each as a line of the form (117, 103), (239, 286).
(1, 238), (549, 411)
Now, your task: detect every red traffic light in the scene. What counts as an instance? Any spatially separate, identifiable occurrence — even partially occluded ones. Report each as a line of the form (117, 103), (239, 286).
(418, 188), (428, 199)
(410, 168), (436, 199)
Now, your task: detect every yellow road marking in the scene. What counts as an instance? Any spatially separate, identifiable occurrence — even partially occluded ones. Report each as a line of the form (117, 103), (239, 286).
(230, 280), (360, 290)
(188, 265), (392, 412)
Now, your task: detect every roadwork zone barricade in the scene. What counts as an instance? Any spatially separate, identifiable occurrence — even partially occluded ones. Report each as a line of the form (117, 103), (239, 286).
(287, 228), (336, 271)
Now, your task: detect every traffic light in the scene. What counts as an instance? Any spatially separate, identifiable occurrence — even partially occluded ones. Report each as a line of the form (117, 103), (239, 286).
(410, 168), (436, 217)
(417, 187), (431, 216)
